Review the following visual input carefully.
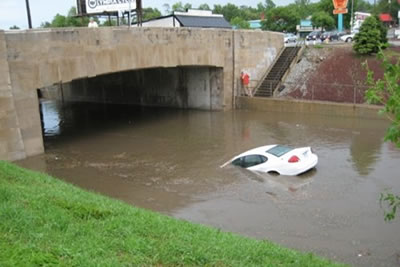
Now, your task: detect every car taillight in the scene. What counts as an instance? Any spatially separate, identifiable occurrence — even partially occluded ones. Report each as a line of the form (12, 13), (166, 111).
(288, 155), (300, 163)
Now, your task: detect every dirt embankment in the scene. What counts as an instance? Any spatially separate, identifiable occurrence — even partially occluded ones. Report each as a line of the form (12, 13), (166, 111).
(278, 45), (400, 104)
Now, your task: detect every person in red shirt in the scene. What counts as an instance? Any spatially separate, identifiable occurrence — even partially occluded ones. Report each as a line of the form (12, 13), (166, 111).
(241, 71), (251, 96)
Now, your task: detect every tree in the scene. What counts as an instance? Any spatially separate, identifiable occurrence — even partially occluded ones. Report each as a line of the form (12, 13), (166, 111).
(372, 0), (400, 23)
(316, 0), (353, 29)
(256, 0), (276, 19)
(365, 50), (400, 221)
(9, 25), (20, 30)
(355, 0), (373, 12)
(375, 15), (388, 45)
(162, 3), (171, 15)
(231, 17), (251, 29)
(264, 0), (276, 9)
(172, 2), (192, 12)
(142, 8), (162, 20)
(311, 11), (335, 30)
(198, 3), (211, 10)
(41, 7), (89, 28)
(213, 3), (241, 22)
(353, 16), (385, 55)
(238, 5), (260, 20)
(101, 20), (117, 27)
(295, 0), (311, 19)
(261, 6), (300, 33)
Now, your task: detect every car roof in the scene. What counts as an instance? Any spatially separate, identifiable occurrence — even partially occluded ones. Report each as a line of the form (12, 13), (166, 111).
(235, 145), (277, 158)
(234, 144), (294, 159)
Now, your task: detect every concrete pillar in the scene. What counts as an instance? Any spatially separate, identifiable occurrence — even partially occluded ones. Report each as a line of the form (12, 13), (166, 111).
(0, 31), (26, 160)
(0, 31), (44, 161)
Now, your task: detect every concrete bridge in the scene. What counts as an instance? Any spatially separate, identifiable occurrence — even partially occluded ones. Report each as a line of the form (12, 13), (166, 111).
(0, 27), (282, 161)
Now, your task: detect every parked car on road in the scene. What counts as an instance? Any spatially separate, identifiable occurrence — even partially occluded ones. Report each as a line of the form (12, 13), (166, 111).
(306, 31), (322, 41)
(284, 33), (297, 43)
(221, 144), (318, 176)
(340, 33), (356, 42)
(320, 30), (346, 41)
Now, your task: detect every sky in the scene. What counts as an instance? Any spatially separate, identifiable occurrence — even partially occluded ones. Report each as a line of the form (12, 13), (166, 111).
(0, 0), (296, 30)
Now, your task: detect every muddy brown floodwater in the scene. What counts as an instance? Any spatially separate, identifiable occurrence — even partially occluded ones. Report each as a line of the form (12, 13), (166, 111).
(17, 100), (400, 266)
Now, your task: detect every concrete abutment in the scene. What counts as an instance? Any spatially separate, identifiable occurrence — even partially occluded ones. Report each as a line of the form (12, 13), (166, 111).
(0, 28), (283, 161)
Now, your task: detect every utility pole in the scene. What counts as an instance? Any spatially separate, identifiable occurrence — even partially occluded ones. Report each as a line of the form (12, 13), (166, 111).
(351, 0), (354, 32)
(25, 0), (33, 29)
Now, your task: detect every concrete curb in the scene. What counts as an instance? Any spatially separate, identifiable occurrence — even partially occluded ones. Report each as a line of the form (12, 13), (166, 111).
(237, 96), (384, 120)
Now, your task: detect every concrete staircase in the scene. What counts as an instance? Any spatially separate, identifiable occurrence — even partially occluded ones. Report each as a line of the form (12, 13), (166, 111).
(254, 46), (301, 97)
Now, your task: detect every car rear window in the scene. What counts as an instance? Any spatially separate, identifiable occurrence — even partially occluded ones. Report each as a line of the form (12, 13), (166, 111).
(266, 145), (293, 157)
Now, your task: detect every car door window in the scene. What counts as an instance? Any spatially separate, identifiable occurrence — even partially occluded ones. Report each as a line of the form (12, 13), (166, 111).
(243, 155), (268, 168)
(232, 157), (243, 167)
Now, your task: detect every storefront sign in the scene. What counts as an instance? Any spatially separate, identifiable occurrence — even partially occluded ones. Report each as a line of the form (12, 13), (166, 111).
(332, 0), (349, 14)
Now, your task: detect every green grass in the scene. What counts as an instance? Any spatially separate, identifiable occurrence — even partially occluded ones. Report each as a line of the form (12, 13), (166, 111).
(313, 44), (324, 49)
(0, 161), (346, 266)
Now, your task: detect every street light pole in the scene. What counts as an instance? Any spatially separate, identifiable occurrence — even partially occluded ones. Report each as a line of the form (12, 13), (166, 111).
(25, 0), (33, 29)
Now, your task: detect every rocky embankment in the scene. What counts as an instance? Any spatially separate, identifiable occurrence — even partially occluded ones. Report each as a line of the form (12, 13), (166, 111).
(278, 45), (400, 104)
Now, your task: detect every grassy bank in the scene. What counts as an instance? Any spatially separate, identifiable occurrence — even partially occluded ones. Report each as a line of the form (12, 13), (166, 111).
(0, 161), (344, 266)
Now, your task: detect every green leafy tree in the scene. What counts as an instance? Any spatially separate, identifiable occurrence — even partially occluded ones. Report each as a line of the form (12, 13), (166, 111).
(354, 16), (385, 55)
(172, 2), (192, 12)
(375, 15), (388, 45)
(316, 0), (353, 30)
(238, 5), (260, 20)
(49, 14), (68, 27)
(295, 0), (311, 19)
(213, 3), (241, 22)
(231, 17), (250, 29)
(172, 2), (184, 12)
(142, 8), (162, 20)
(9, 25), (20, 30)
(264, 0), (276, 9)
(355, 0), (374, 12)
(198, 3), (211, 10)
(365, 50), (400, 221)
(256, 0), (276, 19)
(372, 0), (400, 23)
(41, 7), (89, 28)
(261, 6), (300, 33)
(311, 11), (335, 30)
(101, 20), (117, 27)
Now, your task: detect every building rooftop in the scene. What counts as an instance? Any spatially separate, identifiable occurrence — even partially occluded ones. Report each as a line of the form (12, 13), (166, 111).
(175, 15), (231, 28)
(139, 9), (231, 29)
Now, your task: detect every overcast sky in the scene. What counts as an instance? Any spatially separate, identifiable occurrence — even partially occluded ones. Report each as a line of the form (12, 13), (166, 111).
(0, 0), (298, 30)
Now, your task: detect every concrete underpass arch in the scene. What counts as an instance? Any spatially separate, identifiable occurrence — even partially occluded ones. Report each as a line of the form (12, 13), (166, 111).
(0, 27), (283, 160)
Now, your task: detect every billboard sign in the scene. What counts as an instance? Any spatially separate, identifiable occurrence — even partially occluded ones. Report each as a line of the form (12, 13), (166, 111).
(332, 0), (349, 14)
(86, 0), (136, 14)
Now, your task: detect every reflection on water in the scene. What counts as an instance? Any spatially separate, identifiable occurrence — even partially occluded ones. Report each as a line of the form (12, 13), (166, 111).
(350, 130), (382, 176)
(40, 100), (61, 136)
(17, 100), (400, 267)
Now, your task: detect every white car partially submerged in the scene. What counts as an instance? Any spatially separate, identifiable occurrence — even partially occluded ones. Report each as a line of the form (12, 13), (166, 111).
(221, 145), (318, 176)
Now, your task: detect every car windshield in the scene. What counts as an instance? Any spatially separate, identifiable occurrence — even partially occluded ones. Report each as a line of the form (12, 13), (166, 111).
(266, 145), (293, 157)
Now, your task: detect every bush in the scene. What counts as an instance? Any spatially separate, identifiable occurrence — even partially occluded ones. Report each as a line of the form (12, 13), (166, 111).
(353, 16), (387, 55)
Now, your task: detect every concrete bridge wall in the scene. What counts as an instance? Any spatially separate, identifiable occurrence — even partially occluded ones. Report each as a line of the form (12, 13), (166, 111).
(0, 27), (282, 161)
